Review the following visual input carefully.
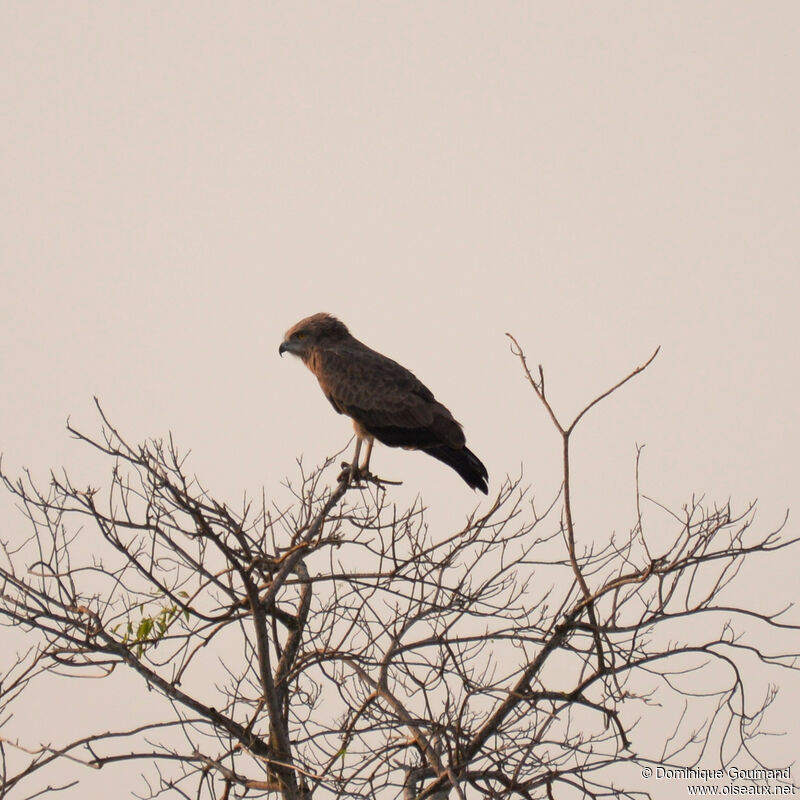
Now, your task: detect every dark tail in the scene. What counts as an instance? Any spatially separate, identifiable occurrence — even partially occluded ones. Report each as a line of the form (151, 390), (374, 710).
(424, 445), (488, 494)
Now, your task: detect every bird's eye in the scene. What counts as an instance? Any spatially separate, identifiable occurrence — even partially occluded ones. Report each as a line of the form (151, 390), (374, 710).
(295, 332), (306, 340)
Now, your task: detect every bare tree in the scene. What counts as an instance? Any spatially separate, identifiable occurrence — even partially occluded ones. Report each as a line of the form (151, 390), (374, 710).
(1, 342), (797, 800)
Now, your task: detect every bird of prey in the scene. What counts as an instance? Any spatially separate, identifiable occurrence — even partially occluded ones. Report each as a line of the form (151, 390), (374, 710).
(279, 313), (488, 493)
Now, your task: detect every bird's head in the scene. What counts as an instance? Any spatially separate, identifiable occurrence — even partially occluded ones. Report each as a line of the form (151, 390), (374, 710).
(279, 313), (350, 359)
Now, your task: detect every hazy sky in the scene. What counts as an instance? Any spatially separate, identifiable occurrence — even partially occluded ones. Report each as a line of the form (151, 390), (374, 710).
(1, 3), (798, 798)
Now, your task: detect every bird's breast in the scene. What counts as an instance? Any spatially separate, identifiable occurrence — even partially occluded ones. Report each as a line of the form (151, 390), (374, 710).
(305, 348), (324, 375)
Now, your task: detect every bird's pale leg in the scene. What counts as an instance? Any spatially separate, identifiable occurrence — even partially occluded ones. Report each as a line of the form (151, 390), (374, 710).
(359, 437), (374, 477)
(359, 436), (401, 487)
(348, 437), (363, 484)
(341, 432), (400, 488)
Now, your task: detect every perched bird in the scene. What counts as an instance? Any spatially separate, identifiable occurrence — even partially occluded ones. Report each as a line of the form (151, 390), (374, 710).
(279, 313), (488, 493)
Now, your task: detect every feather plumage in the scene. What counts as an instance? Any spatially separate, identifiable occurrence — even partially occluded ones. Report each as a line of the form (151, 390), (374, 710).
(279, 313), (488, 493)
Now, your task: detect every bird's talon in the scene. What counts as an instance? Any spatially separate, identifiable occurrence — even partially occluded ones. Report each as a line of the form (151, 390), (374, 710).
(337, 462), (354, 483)
(337, 463), (367, 486)
(336, 463), (401, 490)
(365, 472), (403, 488)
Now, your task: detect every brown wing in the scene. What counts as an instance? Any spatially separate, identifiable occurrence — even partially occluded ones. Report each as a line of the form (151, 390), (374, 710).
(314, 342), (466, 450)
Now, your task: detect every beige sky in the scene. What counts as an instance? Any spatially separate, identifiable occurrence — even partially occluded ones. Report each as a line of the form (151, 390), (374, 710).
(1, 2), (799, 798)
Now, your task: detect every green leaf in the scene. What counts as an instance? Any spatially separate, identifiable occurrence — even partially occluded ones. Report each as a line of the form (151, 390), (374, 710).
(136, 617), (153, 642)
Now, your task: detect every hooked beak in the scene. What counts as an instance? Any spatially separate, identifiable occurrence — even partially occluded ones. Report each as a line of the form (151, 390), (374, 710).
(278, 341), (287, 357)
